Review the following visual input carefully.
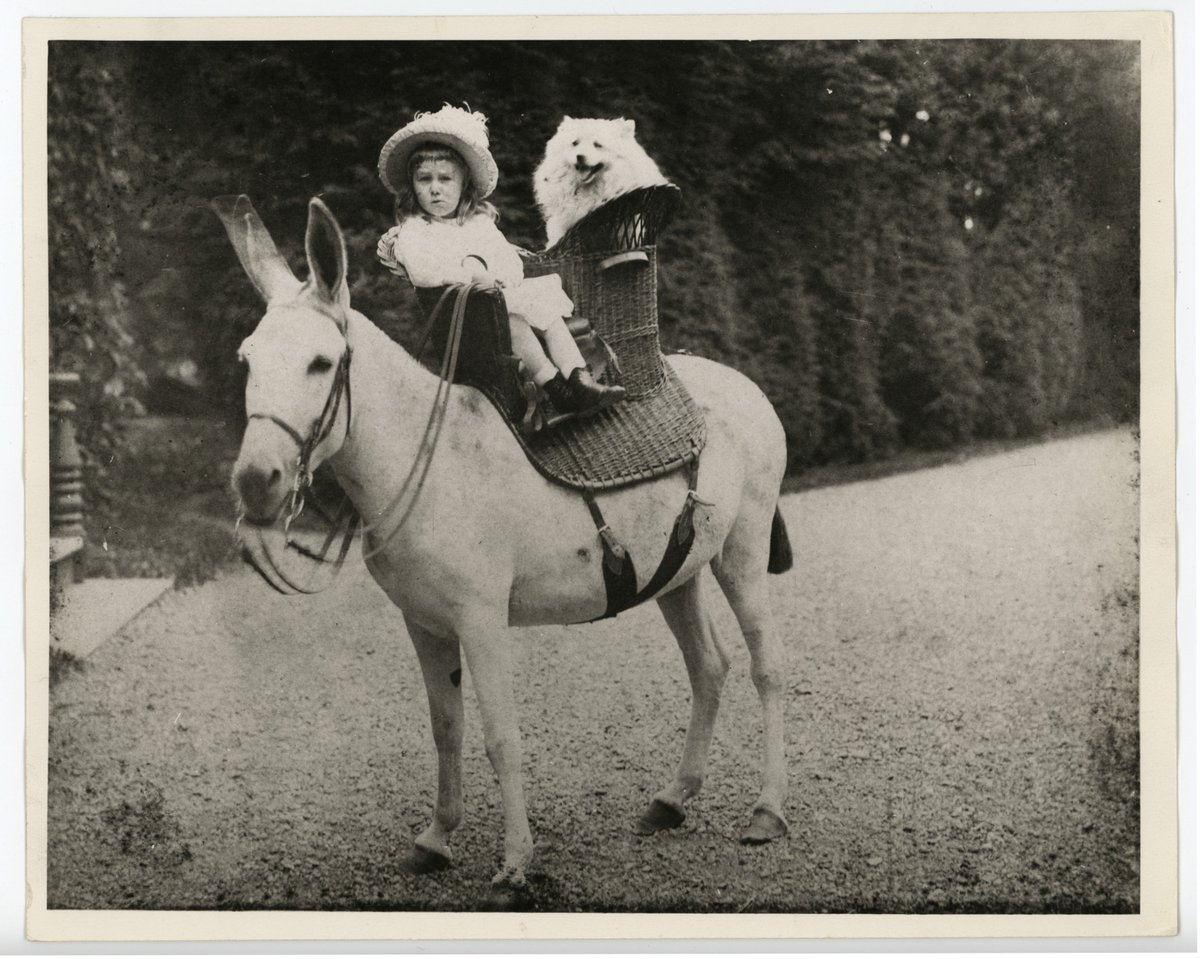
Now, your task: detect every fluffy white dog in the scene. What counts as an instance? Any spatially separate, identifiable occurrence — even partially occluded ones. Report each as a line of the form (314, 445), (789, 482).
(534, 116), (668, 248)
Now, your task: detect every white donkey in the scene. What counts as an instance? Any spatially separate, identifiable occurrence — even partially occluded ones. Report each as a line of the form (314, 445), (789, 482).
(218, 195), (792, 903)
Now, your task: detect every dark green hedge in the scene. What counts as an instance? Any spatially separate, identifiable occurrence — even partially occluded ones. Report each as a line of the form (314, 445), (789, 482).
(48, 39), (1139, 474)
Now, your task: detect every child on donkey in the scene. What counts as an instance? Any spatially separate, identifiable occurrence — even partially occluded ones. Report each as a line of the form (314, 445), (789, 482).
(376, 105), (626, 414)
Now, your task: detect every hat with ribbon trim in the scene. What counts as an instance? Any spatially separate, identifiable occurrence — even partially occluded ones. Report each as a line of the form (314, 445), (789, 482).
(378, 104), (499, 198)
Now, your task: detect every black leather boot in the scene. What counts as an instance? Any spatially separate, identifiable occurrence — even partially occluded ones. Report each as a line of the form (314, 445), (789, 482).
(544, 368), (626, 413)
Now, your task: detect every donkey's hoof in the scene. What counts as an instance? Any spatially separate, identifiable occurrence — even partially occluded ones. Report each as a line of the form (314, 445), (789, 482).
(634, 797), (686, 835)
(484, 879), (531, 911)
(400, 844), (452, 874)
(740, 806), (788, 845)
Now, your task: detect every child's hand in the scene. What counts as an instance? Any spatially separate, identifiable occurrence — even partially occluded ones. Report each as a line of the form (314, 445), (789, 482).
(463, 257), (502, 289)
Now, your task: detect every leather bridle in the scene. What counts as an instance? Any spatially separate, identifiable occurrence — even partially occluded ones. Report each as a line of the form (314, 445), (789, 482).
(239, 342), (357, 595)
(239, 282), (474, 592)
(247, 343), (353, 540)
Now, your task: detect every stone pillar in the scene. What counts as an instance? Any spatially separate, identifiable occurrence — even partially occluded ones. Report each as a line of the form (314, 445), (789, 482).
(50, 372), (86, 597)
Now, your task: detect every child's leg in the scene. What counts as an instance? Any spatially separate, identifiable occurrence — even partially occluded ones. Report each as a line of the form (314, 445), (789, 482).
(507, 313), (558, 386)
(513, 311), (626, 414)
(539, 317), (587, 377)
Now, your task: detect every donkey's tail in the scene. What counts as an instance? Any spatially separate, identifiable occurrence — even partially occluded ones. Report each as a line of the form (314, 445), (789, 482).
(768, 505), (793, 574)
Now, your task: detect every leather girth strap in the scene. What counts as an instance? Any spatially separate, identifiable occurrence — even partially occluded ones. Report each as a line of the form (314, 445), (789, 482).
(581, 456), (701, 621)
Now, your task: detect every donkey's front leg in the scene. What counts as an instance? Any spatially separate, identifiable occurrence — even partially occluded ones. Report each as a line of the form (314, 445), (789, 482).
(403, 617), (464, 873)
(458, 614), (534, 898)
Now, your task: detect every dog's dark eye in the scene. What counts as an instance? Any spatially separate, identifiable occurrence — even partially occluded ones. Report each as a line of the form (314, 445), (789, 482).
(571, 138), (580, 147)
(308, 356), (334, 375)
(593, 141), (601, 149)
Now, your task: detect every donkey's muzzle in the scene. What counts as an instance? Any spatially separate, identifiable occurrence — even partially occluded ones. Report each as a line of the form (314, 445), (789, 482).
(234, 463), (285, 525)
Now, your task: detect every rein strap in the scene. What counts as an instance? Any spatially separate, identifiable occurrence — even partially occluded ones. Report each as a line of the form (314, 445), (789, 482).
(360, 281), (476, 560)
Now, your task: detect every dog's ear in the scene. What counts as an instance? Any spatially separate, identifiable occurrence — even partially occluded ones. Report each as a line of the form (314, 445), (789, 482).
(619, 118), (636, 136)
(557, 115), (574, 129)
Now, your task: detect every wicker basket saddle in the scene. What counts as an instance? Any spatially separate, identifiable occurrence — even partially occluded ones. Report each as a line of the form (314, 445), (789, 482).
(419, 183), (706, 493)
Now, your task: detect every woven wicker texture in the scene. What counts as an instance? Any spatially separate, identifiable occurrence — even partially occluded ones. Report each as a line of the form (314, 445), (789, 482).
(538, 183), (682, 257)
(517, 360), (704, 491)
(516, 184), (705, 489)
(535, 248), (662, 396)
(419, 184), (706, 491)
(418, 283), (705, 492)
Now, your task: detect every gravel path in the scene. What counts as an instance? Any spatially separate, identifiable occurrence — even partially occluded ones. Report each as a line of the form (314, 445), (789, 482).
(45, 428), (1140, 913)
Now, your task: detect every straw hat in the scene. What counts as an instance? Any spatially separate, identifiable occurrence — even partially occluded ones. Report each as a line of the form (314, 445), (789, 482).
(378, 104), (499, 198)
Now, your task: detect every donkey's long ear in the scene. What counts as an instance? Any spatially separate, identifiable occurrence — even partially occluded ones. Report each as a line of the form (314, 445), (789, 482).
(211, 195), (303, 304)
(304, 197), (350, 331)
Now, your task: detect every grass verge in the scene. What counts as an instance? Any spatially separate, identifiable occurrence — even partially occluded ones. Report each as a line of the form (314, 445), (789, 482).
(80, 416), (245, 588)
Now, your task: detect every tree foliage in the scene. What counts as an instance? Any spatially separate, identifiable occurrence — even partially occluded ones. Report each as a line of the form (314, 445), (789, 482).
(48, 43), (147, 471)
(46, 39), (1140, 473)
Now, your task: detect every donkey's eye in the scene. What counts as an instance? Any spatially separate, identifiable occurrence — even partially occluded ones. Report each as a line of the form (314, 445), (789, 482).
(308, 356), (334, 375)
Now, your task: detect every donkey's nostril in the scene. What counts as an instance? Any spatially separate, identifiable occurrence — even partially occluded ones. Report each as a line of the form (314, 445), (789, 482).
(236, 464), (283, 517)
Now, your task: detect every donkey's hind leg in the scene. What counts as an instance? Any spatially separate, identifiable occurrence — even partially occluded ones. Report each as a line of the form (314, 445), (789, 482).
(712, 525), (789, 844)
(636, 574), (730, 835)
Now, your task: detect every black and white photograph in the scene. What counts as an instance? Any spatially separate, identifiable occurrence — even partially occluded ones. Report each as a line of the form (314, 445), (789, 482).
(22, 8), (1180, 943)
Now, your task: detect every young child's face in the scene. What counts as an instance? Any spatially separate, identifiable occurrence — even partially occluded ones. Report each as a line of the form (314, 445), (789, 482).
(412, 157), (466, 219)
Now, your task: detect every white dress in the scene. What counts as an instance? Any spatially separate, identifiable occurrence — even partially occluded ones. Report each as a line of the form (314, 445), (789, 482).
(384, 214), (574, 332)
